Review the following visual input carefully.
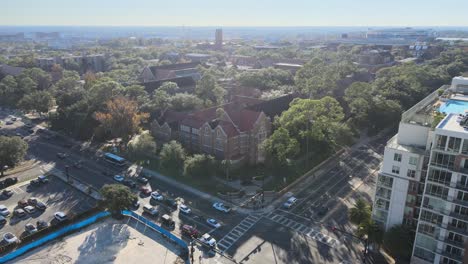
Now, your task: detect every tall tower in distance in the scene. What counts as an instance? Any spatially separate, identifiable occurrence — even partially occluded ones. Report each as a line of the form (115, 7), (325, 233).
(215, 28), (223, 50)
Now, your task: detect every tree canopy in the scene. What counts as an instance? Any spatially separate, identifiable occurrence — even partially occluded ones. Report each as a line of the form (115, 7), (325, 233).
(100, 184), (137, 214)
(0, 136), (28, 169)
(160, 140), (186, 172)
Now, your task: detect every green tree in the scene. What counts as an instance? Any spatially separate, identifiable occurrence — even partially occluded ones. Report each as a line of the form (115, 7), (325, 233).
(237, 67), (292, 90)
(183, 154), (216, 178)
(22, 68), (51, 90)
(160, 140), (186, 173)
(100, 184), (137, 214)
(18, 90), (55, 114)
(159, 82), (180, 94)
(170, 93), (204, 112)
(195, 71), (226, 106)
(0, 76), (18, 106)
(349, 198), (371, 225)
(262, 127), (300, 166)
(127, 133), (157, 160)
(0, 136), (28, 176)
(383, 225), (413, 261)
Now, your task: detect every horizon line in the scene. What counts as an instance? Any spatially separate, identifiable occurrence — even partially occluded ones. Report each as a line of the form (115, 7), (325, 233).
(0, 24), (467, 28)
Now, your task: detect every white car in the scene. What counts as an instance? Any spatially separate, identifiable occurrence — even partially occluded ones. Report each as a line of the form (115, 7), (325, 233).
(25, 223), (38, 234)
(24, 205), (36, 214)
(206, 218), (221, 228)
(143, 204), (158, 216)
(0, 205), (10, 217)
(54, 211), (68, 222)
(199, 233), (216, 248)
(3, 232), (17, 244)
(283, 196), (298, 209)
(113, 175), (124, 182)
(179, 204), (191, 214)
(150, 191), (163, 201)
(213, 202), (231, 213)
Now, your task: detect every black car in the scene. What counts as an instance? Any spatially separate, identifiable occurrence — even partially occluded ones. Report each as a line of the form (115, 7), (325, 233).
(35, 201), (47, 210)
(123, 180), (137, 189)
(29, 179), (41, 187)
(1, 189), (13, 198)
(136, 177), (148, 184)
(4, 177), (18, 187)
(0, 216), (6, 225)
(36, 220), (49, 229)
(164, 198), (178, 209)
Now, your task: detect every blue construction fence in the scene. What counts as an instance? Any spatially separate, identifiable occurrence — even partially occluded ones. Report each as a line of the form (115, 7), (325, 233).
(121, 210), (188, 250)
(0, 211), (111, 264)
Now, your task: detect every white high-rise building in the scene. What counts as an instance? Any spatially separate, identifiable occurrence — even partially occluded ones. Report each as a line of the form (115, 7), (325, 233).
(372, 77), (468, 264)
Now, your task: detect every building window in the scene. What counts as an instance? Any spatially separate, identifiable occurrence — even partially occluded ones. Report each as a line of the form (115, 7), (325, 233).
(180, 125), (190, 132)
(457, 191), (468, 202)
(447, 137), (462, 153)
(420, 210), (443, 225)
(394, 153), (402, 162)
(407, 169), (416, 178)
(192, 128), (199, 135)
(435, 134), (448, 150)
(418, 223), (435, 236)
(375, 199), (390, 210)
(451, 218), (468, 230)
(427, 168), (452, 185)
(425, 183), (448, 199)
(391, 166), (400, 174)
(441, 257), (460, 264)
(409, 156), (418, 166)
(462, 139), (468, 154)
(460, 175), (468, 188)
(445, 245), (462, 257)
(430, 152), (455, 170)
(378, 174), (393, 188)
(454, 205), (468, 216)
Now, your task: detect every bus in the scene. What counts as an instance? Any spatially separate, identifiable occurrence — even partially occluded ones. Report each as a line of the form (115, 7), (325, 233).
(103, 153), (126, 166)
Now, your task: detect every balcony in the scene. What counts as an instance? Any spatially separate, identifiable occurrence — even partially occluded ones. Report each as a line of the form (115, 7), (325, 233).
(455, 182), (468, 192)
(449, 196), (468, 207)
(435, 248), (463, 262)
(449, 211), (468, 222)
(443, 223), (468, 236)
(422, 203), (450, 215)
(444, 237), (465, 249)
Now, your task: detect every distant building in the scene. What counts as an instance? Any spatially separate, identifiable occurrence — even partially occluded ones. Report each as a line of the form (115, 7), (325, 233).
(36, 54), (105, 73)
(0, 64), (25, 80)
(139, 62), (201, 83)
(185, 53), (212, 63)
(366, 28), (432, 41)
(0, 33), (25, 42)
(215, 28), (223, 50)
(253, 45), (280, 51)
(273, 63), (303, 74)
(152, 94), (297, 164)
(358, 49), (394, 66)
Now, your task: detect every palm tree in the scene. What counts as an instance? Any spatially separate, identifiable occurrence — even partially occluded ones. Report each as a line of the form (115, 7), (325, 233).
(349, 198), (371, 225)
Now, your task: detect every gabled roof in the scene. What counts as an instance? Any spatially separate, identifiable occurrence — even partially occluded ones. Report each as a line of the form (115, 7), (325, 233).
(247, 93), (300, 119)
(0, 64), (25, 77)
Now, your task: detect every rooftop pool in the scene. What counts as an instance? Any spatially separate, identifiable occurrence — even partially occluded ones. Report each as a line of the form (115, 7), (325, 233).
(439, 99), (468, 115)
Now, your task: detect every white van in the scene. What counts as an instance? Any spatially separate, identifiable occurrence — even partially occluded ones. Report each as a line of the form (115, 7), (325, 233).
(143, 204), (158, 216)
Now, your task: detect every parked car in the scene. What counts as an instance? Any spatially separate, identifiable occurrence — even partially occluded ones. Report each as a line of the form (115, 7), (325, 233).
(181, 224), (199, 238)
(179, 204), (191, 214)
(140, 186), (152, 196)
(161, 214), (175, 229)
(113, 175), (124, 182)
(0, 216), (6, 225)
(199, 233), (216, 248)
(123, 179), (136, 188)
(3, 233), (18, 244)
(36, 220), (49, 229)
(73, 161), (83, 169)
(27, 197), (38, 206)
(165, 198), (178, 209)
(38, 175), (49, 183)
(29, 179), (40, 186)
(150, 191), (163, 201)
(283, 196), (298, 209)
(1, 189), (13, 198)
(213, 202), (231, 213)
(0, 205), (10, 216)
(25, 223), (38, 234)
(142, 204), (158, 216)
(4, 177), (18, 187)
(24, 205), (36, 214)
(17, 199), (28, 208)
(5, 121), (13, 125)
(14, 208), (26, 218)
(206, 218), (221, 228)
(54, 212), (68, 222)
(136, 176), (148, 184)
(35, 201), (47, 211)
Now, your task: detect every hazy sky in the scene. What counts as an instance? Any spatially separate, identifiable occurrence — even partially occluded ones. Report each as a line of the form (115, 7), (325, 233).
(1, 0), (467, 27)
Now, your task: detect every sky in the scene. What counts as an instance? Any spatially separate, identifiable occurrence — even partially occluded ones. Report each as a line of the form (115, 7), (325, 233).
(1, 0), (467, 27)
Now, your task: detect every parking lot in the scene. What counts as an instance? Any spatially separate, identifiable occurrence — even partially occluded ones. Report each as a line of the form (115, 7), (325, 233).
(0, 175), (96, 245)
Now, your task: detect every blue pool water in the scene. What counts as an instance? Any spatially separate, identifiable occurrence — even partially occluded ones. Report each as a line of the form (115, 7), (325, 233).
(439, 100), (468, 114)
